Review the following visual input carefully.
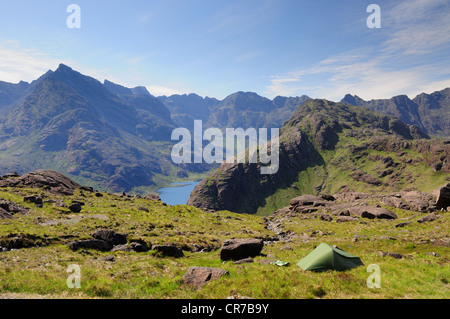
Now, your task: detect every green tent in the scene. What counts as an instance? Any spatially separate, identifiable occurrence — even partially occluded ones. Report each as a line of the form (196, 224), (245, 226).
(297, 243), (363, 271)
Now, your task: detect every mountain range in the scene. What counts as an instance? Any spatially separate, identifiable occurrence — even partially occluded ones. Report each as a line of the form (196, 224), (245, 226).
(0, 64), (449, 196)
(188, 99), (449, 215)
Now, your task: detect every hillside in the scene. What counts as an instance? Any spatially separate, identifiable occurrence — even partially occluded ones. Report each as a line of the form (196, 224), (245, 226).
(188, 99), (449, 216)
(341, 88), (450, 138)
(0, 169), (448, 299)
(0, 64), (183, 193)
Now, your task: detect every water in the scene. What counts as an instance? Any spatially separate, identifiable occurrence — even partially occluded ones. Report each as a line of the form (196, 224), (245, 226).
(157, 181), (200, 206)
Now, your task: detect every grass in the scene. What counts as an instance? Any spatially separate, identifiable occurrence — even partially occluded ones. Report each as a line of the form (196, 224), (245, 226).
(0, 185), (448, 299)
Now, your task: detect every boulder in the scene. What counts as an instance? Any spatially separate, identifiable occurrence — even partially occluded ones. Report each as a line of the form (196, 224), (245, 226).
(360, 207), (398, 220)
(433, 183), (450, 210)
(220, 238), (264, 261)
(68, 203), (82, 213)
(68, 239), (111, 252)
(399, 191), (435, 212)
(92, 229), (127, 247)
(182, 266), (229, 289)
(0, 199), (29, 218)
(417, 213), (441, 223)
(153, 244), (184, 258)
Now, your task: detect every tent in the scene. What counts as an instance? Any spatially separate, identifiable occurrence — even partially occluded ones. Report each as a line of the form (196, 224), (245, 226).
(297, 243), (363, 271)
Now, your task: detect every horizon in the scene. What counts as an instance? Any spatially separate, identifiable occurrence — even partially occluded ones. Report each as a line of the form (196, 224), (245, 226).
(3, 62), (449, 102)
(0, 1), (449, 101)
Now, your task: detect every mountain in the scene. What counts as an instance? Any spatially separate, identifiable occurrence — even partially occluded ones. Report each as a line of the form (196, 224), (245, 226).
(0, 64), (178, 192)
(341, 88), (450, 138)
(0, 80), (31, 113)
(158, 91), (311, 131)
(188, 99), (449, 215)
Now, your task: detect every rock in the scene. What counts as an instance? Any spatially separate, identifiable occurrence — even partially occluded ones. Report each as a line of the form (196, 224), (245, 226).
(289, 195), (328, 207)
(433, 183), (450, 210)
(153, 244), (184, 258)
(379, 251), (404, 259)
(395, 221), (412, 228)
(319, 214), (333, 222)
(360, 207), (398, 220)
(111, 244), (134, 252)
(1, 170), (82, 196)
(144, 193), (161, 201)
(68, 203), (82, 213)
(92, 229), (127, 247)
(336, 216), (360, 222)
(0, 199), (29, 218)
(400, 191), (435, 212)
(381, 196), (409, 210)
(68, 239), (111, 252)
(378, 236), (397, 240)
(417, 213), (441, 223)
(234, 257), (254, 264)
(100, 255), (115, 262)
(220, 238), (263, 261)
(182, 266), (229, 289)
(320, 194), (335, 201)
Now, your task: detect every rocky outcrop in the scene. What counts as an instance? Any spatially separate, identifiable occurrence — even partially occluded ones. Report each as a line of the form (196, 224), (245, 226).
(0, 198), (29, 219)
(434, 183), (450, 210)
(0, 170), (83, 195)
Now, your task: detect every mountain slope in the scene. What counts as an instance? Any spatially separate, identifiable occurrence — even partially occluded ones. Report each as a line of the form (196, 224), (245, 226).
(188, 99), (449, 215)
(0, 64), (179, 192)
(341, 88), (450, 138)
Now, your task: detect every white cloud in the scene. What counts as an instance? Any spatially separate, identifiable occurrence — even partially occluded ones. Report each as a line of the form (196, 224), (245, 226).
(0, 40), (116, 86)
(264, 0), (450, 101)
(146, 85), (185, 97)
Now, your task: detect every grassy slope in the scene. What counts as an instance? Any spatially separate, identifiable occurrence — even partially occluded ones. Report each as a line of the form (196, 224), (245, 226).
(0, 186), (448, 299)
(256, 128), (449, 216)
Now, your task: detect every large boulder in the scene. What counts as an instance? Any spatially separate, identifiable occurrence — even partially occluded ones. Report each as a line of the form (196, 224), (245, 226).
(220, 238), (264, 261)
(433, 183), (450, 210)
(153, 244), (184, 258)
(68, 239), (111, 252)
(399, 191), (435, 212)
(182, 266), (229, 289)
(92, 229), (127, 247)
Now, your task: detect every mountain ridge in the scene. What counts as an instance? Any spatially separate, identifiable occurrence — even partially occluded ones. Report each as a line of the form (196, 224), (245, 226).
(0, 64), (448, 195)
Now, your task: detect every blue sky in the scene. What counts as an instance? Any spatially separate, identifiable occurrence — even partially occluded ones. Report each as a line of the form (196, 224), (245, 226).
(0, 0), (449, 100)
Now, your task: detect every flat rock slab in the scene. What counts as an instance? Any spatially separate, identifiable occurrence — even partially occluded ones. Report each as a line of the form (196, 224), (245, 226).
(182, 266), (229, 289)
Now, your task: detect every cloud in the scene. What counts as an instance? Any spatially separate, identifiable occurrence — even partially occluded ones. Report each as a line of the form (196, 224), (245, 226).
(146, 85), (186, 97)
(264, 0), (450, 100)
(0, 40), (116, 86)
